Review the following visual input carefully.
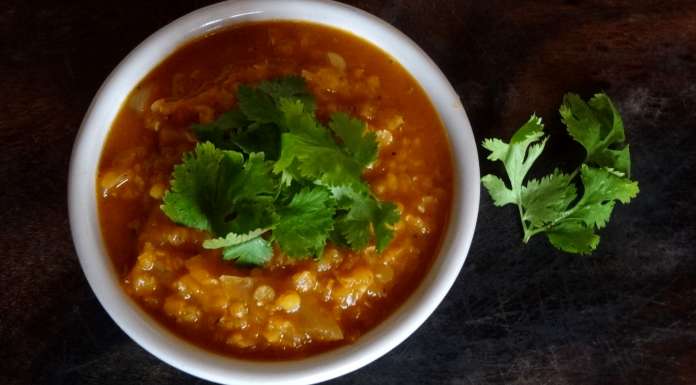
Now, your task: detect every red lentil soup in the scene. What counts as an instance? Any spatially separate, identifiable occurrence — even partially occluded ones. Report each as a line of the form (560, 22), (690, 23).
(97, 21), (453, 360)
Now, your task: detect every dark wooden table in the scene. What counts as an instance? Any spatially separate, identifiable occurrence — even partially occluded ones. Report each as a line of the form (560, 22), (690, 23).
(2, 1), (695, 384)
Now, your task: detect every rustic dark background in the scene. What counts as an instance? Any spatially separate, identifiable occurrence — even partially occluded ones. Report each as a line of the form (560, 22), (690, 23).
(2, 0), (696, 384)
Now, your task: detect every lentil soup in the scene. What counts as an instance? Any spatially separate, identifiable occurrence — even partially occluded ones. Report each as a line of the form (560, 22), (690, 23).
(97, 21), (453, 360)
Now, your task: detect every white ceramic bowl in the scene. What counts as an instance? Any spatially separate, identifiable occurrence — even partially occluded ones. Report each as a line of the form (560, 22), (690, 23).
(68, 0), (479, 384)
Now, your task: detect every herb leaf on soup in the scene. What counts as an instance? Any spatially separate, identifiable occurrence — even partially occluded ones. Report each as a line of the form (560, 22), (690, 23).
(161, 143), (276, 234)
(330, 185), (400, 252)
(274, 186), (336, 258)
(162, 76), (400, 266)
(221, 236), (274, 265)
(328, 112), (378, 169)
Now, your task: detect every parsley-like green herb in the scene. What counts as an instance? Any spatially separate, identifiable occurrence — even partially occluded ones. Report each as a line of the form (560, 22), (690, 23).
(330, 185), (399, 252)
(481, 92), (639, 254)
(162, 76), (399, 265)
(273, 186), (336, 257)
(161, 144), (277, 264)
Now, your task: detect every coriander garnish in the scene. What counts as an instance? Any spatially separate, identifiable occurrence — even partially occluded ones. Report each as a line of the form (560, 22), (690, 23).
(161, 76), (399, 265)
(481, 92), (639, 254)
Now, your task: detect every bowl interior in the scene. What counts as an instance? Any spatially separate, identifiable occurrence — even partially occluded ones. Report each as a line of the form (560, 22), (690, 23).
(69, 1), (479, 384)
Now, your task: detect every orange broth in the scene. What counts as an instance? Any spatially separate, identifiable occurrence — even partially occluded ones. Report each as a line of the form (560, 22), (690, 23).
(97, 21), (453, 360)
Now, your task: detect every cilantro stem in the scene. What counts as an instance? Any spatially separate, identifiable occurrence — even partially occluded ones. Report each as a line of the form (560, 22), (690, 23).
(519, 205), (529, 241)
(568, 154), (589, 181)
(517, 189), (532, 242)
(524, 205), (580, 242)
(529, 158), (586, 240)
(522, 161), (583, 244)
(524, 226), (544, 241)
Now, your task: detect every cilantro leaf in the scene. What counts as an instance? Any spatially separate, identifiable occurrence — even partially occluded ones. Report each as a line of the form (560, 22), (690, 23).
(482, 115), (547, 195)
(161, 142), (240, 232)
(560, 92), (631, 175)
(274, 186), (336, 257)
(331, 185), (374, 249)
(161, 143), (278, 251)
(237, 85), (281, 124)
(329, 112), (378, 168)
(222, 237), (273, 265)
(546, 223), (599, 254)
(521, 170), (576, 227)
(237, 76), (316, 125)
(481, 175), (516, 206)
(203, 228), (270, 249)
(273, 99), (364, 186)
(231, 152), (277, 201)
(192, 109), (249, 148)
(192, 109), (282, 159)
(330, 185), (400, 252)
(257, 75), (316, 112)
(373, 201), (400, 252)
(481, 92), (639, 254)
(540, 165), (638, 254)
(224, 198), (278, 235)
(562, 165), (639, 229)
(229, 124), (281, 160)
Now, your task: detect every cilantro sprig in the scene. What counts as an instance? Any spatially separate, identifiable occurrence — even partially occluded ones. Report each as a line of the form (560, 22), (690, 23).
(481, 92), (639, 254)
(161, 76), (399, 265)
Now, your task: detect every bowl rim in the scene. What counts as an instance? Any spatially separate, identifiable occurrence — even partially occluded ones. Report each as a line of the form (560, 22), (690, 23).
(68, 0), (480, 384)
